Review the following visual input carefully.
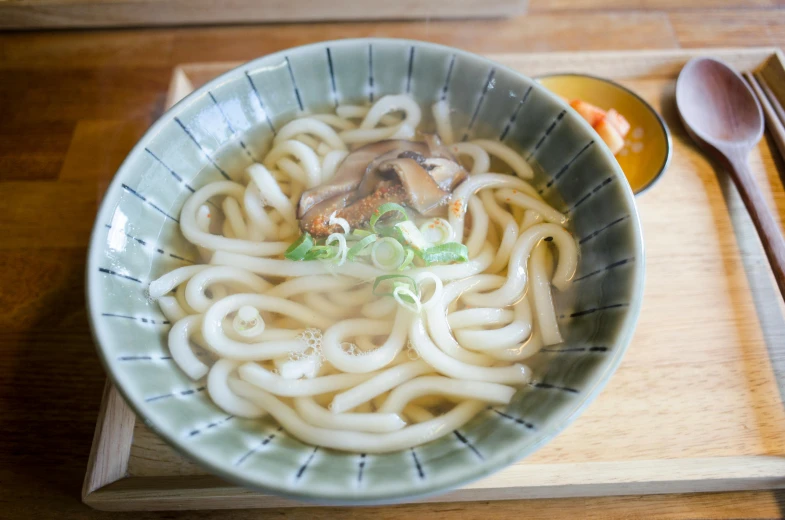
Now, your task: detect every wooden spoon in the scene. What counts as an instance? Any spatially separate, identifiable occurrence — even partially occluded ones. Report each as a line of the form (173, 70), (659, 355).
(676, 57), (785, 300)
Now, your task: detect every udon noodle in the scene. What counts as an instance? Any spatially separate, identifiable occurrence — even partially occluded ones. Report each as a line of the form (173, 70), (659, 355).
(149, 94), (578, 453)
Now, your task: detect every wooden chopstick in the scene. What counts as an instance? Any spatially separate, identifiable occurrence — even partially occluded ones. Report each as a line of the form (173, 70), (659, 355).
(755, 70), (785, 125)
(743, 71), (785, 163)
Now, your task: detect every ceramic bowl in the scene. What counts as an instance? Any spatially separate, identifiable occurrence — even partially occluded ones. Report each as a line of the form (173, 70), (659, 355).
(87, 38), (645, 504)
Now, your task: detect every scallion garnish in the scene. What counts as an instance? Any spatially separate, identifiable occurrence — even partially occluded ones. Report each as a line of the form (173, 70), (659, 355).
(373, 274), (417, 297)
(371, 237), (406, 270)
(398, 248), (415, 271)
(416, 242), (469, 265)
(370, 202), (409, 236)
(346, 234), (378, 260)
(284, 232), (314, 261)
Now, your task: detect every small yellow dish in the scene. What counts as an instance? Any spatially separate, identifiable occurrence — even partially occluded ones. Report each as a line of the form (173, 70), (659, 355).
(538, 74), (671, 194)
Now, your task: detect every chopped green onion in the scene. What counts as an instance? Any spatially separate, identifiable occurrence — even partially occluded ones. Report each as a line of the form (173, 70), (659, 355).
(325, 233), (348, 266)
(370, 202), (409, 235)
(371, 237), (406, 271)
(395, 221), (430, 251)
(373, 274), (417, 297)
(285, 232), (314, 261)
(347, 234), (378, 260)
(352, 229), (373, 238)
(393, 284), (422, 313)
(328, 211), (351, 234)
(416, 242), (469, 265)
(303, 245), (333, 260)
(419, 218), (452, 246)
(397, 248), (415, 271)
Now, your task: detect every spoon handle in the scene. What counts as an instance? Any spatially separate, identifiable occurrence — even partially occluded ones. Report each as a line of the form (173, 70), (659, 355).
(727, 155), (785, 300)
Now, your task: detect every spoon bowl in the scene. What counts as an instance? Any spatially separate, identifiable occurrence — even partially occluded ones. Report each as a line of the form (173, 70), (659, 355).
(676, 57), (785, 300)
(677, 58), (763, 146)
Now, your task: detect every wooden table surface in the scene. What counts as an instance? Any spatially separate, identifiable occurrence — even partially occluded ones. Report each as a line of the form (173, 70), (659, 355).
(3, 1), (785, 518)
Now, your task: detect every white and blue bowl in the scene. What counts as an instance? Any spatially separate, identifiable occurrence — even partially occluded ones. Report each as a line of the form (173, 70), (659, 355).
(87, 38), (645, 504)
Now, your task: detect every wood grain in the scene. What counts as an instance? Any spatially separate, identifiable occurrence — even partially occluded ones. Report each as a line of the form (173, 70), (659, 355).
(0, 0), (527, 29)
(3, 7), (785, 519)
(670, 9), (785, 48)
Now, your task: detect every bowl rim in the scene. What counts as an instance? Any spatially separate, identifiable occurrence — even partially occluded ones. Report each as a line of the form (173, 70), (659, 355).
(536, 72), (673, 195)
(86, 37), (646, 505)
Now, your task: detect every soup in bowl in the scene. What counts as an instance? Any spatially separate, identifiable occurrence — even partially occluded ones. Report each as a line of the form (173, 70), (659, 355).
(87, 38), (644, 503)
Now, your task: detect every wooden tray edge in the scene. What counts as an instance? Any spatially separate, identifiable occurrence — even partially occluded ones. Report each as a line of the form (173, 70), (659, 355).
(84, 456), (785, 511)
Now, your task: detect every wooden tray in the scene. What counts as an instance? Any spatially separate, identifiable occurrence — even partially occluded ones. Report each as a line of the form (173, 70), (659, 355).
(83, 48), (785, 511)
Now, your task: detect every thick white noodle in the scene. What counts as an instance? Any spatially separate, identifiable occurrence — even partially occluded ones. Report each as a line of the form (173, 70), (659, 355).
(202, 294), (331, 360)
(521, 209), (544, 231)
(230, 378), (485, 453)
(238, 363), (374, 396)
(276, 159), (307, 203)
(361, 95), (422, 130)
(471, 139), (534, 179)
(266, 275), (355, 299)
(322, 309), (411, 373)
(455, 297), (532, 351)
(449, 142), (490, 174)
(303, 292), (356, 320)
(325, 283), (374, 306)
(158, 295), (188, 322)
(180, 181), (289, 256)
(488, 336), (542, 361)
(294, 397), (405, 433)
(361, 297), (397, 319)
(403, 404), (435, 423)
(425, 274), (503, 367)
(222, 219), (236, 239)
(207, 359), (266, 418)
(330, 360), (432, 413)
(222, 196), (248, 240)
(295, 134), (320, 150)
(447, 308), (514, 330)
(175, 282), (199, 315)
(431, 100), (454, 145)
(310, 113), (357, 131)
(274, 118), (347, 150)
(321, 150), (349, 181)
(317, 142), (331, 156)
(148, 265), (209, 299)
(529, 241), (563, 346)
(243, 184), (279, 240)
(465, 196), (489, 259)
(335, 105), (400, 125)
(246, 164), (298, 227)
(262, 140), (321, 188)
(462, 223), (577, 308)
(378, 376), (516, 413)
(340, 95), (422, 145)
(495, 189), (568, 226)
(194, 204), (214, 262)
(486, 296), (544, 361)
(185, 266), (271, 313)
(481, 190), (519, 274)
(449, 173), (541, 243)
(168, 315), (209, 380)
(410, 317), (531, 384)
